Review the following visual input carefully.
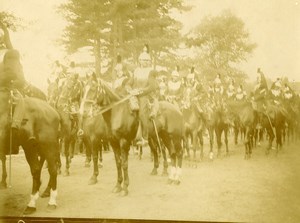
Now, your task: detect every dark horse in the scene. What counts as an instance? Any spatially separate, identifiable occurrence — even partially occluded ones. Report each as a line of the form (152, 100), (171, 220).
(77, 75), (109, 185)
(181, 93), (206, 162)
(0, 89), (60, 215)
(55, 77), (82, 176)
(96, 80), (139, 196)
(227, 100), (256, 159)
(148, 101), (184, 184)
(263, 100), (287, 155)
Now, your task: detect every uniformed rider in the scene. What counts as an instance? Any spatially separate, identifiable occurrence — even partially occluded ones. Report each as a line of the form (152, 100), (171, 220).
(131, 44), (159, 146)
(166, 65), (183, 108)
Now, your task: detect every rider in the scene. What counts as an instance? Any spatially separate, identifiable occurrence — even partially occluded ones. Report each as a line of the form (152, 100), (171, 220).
(112, 54), (130, 95)
(156, 70), (168, 101)
(226, 78), (236, 100)
(213, 73), (225, 108)
(0, 22), (45, 145)
(235, 84), (247, 101)
(252, 68), (268, 129)
(166, 65), (183, 108)
(131, 44), (159, 145)
(48, 60), (65, 84)
(253, 68), (268, 112)
(283, 81), (295, 100)
(269, 77), (283, 105)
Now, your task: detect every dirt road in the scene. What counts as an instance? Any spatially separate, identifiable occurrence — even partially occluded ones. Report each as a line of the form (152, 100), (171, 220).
(1, 136), (300, 223)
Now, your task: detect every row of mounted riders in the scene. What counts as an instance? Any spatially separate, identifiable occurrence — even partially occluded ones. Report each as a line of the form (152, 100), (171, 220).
(1, 74), (299, 215)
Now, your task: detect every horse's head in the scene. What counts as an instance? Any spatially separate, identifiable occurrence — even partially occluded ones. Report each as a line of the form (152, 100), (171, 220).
(79, 75), (100, 117)
(57, 77), (82, 107)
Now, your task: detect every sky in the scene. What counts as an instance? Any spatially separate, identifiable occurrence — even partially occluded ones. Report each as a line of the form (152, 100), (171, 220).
(1, 0), (300, 91)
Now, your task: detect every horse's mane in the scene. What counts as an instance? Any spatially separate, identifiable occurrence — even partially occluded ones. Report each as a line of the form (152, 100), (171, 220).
(99, 78), (121, 102)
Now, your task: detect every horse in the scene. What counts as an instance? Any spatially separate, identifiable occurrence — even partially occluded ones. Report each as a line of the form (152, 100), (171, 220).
(55, 76), (82, 176)
(146, 100), (184, 184)
(263, 100), (287, 155)
(181, 87), (206, 162)
(77, 75), (109, 185)
(96, 80), (139, 196)
(227, 100), (256, 159)
(0, 88), (60, 215)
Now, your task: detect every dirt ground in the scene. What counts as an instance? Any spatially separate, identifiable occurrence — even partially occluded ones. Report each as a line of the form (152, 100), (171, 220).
(1, 135), (300, 223)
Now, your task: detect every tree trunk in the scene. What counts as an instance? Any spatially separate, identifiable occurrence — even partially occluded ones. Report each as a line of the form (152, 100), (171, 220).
(94, 39), (101, 77)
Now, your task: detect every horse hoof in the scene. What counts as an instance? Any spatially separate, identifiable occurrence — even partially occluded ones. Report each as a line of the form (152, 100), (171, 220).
(63, 171), (70, 177)
(88, 177), (97, 185)
(23, 206), (36, 215)
(167, 179), (174, 185)
(150, 169), (158, 175)
(161, 171), (168, 177)
(174, 180), (181, 185)
(112, 185), (122, 193)
(98, 163), (103, 168)
(120, 189), (128, 197)
(84, 162), (90, 168)
(47, 204), (57, 211)
(0, 182), (7, 189)
(57, 169), (62, 175)
(40, 190), (50, 198)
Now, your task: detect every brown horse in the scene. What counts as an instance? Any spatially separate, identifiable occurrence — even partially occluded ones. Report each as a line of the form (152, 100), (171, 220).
(263, 100), (287, 155)
(181, 102), (206, 162)
(77, 75), (109, 185)
(0, 89), (60, 215)
(148, 101), (185, 184)
(227, 100), (256, 159)
(55, 77), (82, 176)
(98, 80), (139, 196)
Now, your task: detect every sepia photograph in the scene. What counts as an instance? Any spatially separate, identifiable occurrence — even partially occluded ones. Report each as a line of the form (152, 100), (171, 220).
(0, 0), (300, 222)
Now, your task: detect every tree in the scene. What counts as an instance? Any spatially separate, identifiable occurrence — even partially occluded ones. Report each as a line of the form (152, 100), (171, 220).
(59, 0), (112, 75)
(0, 12), (24, 31)
(186, 10), (256, 82)
(58, 0), (190, 76)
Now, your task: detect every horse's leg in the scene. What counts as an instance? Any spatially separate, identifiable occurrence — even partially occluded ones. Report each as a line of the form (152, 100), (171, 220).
(111, 139), (122, 193)
(42, 142), (59, 211)
(139, 145), (143, 160)
(192, 131), (198, 161)
(162, 135), (176, 184)
(215, 128), (222, 158)
(88, 137), (99, 185)
(83, 136), (91, 167)
(234, 123), (239, 145)
(244, 127), (249, 159)
(208, 127), (214, 160)
(198, 130), (204, 161)
(174, 137), (183, 185)
(161, 142), (168, 176)
(22, 144), (43, 215)
(99, 141), (103, 168)
(186, 135), (191, 160)
(63, 136), (70, 176)
(148, 137), (159, 175)
(0, 155), (7, 189)
(120, 138), (131, 196)
(224, 126), (229, 156)
(266, 128), (275, 155)
(275, 126), (282, 156)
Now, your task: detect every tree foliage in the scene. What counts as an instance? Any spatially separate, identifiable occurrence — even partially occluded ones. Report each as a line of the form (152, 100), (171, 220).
(58, 0), (190, 75)
(0, 11), (24, 31)
(186, 10), (256, 81)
